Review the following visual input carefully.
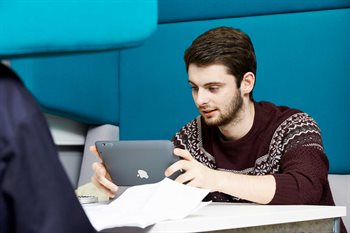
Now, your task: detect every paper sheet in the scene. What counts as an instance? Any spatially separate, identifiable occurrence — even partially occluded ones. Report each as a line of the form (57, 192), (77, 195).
(83, 178), (210, 231)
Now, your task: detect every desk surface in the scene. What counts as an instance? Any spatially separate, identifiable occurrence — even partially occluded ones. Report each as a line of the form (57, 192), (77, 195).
(103, 203), (346, 233)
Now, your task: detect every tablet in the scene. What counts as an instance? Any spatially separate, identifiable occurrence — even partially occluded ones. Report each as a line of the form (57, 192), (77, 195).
(95, 140), (180, 186)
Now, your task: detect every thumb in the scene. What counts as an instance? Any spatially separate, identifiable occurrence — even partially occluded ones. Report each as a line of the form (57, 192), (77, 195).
(90, 145), (102, 162)
(174, 148), (193, 161)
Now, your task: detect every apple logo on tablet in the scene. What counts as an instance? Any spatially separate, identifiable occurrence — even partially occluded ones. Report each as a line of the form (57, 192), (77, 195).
(137, 170), (149, 179)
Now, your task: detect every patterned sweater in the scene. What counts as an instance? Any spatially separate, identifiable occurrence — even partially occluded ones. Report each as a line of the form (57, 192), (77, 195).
(172, 101), (335, 204)
(172, 101), (347, 233)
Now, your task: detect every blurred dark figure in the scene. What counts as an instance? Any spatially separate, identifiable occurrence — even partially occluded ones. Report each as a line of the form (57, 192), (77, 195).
(0, 62), (95, 233)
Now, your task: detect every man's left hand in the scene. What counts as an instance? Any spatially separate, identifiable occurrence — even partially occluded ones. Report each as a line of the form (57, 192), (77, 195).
(165, 148), (218, 191)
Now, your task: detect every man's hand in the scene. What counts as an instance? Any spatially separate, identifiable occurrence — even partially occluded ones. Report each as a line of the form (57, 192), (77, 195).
(90, 146), (119, 198)
(165, 148), (276, 204)
(165, 148), (219, 191)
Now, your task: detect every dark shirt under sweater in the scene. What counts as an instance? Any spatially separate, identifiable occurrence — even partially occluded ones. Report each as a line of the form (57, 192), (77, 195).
(172, 101), (346, 233)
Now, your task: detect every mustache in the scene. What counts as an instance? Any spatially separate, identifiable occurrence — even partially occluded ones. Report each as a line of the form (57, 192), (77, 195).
(198, 105), (216, 111)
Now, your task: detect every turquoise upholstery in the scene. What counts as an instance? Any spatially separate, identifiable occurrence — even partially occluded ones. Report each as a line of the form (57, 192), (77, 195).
(10, 3), (350, 173)
(0, 0), (157, 57)
(158, 0), (350, 23)
(12, 52), (120, 124)
(6, 0), (157, 124)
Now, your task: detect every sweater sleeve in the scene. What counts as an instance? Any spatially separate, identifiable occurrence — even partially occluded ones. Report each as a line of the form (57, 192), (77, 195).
(270, 146), (329, 204)
(269, 114), (331, 205)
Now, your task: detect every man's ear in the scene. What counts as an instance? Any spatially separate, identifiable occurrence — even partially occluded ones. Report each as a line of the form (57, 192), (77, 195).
(240, 72), (255, 95)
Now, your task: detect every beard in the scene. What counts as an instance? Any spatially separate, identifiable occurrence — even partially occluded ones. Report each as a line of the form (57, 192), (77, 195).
(201, 91), (244, 127)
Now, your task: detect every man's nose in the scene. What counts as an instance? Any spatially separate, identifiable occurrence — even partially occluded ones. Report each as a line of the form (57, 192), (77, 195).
(196, 89), (210, 106)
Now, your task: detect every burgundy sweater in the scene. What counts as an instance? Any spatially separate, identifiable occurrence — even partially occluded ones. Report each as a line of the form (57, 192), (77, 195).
(172, 101), (346, 233)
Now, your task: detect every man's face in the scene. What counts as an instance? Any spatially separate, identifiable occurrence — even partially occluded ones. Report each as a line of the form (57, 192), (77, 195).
(188, 64), (243, 127)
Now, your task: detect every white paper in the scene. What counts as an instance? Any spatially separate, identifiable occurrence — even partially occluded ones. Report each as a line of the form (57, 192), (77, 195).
(83, 178), (210, 231)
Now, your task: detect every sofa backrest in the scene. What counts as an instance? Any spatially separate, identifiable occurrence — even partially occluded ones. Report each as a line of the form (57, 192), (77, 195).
(4, 0), (157, 125)
(0, 0), (157, 57)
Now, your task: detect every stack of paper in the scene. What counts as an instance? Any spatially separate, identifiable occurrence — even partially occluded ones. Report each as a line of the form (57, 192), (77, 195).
(83, 178), (210, 231)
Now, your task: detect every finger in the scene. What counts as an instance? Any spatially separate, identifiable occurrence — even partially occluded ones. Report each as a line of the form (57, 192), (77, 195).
(92, 162), (114, 183)
(90, 145), (102, 161)
(185, 179), (201, 188)
(174, 148), (193, 161)
(92, 163), (119, 192)
(96, 174), (119, 193)
(91, 175), (117, 198)
(92, 162), (105, 175)
(91, 175), (115, 198)
(90, 145), (97, 154)
(165, 160), (190, 177)
(174, 171), (194, 184)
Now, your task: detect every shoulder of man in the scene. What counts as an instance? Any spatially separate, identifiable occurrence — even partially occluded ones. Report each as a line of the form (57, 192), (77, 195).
(171, 116), (201, 150)
(256, 101), (324, 153)
(272, 110), (324, 154)
(0, 63), (43, 137)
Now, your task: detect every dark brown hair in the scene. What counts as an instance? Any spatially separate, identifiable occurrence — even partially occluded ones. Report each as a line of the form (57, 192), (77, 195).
(184, 26), (256, 99)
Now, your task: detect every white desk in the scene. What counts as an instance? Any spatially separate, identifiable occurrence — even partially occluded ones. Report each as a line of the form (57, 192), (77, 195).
(102, 203), (346, 233)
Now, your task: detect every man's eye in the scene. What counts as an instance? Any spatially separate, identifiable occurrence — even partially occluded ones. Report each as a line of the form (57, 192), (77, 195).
(209, 87), (219, 92)
(191, 86), (198, 91)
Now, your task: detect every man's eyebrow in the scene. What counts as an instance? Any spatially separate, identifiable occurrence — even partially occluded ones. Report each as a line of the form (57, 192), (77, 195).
(204, 82), (223, 87)
(188, 80), (196, 86)
(188, 80), (223, 87)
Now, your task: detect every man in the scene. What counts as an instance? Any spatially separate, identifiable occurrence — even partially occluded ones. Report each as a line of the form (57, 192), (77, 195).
(91, 27), (346, 232)
(0, 62), (95, 233)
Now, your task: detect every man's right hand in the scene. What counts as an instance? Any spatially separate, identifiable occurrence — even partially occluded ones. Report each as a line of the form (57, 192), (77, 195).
(90, 146), (119, 198)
